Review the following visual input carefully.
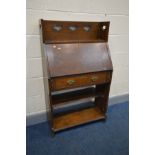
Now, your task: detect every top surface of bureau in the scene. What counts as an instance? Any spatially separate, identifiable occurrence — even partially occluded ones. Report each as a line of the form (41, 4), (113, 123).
(44, 42), (113, 78)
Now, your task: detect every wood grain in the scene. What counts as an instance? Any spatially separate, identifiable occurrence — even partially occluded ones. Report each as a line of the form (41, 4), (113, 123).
(53, 107), (105, 132)
(52, 87), (104, 107)
(40, 19), (113, 132)
(51, 71), (111, 91)
(41, 20), (110, 43)
(45, 43), (113, 77)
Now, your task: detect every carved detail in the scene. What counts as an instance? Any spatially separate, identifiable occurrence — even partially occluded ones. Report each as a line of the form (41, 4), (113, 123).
(83, 25), (91, 31)
(53, 25), (62, 31)
(68, 26), (77, 31)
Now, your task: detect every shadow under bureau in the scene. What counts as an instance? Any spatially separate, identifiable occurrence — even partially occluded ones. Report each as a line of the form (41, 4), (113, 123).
(40, 20), (113, 132)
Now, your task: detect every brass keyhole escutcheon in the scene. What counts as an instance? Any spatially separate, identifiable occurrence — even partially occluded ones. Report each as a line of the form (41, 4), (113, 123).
(91, 76), (98, 82)
(67, 79), (75, 85)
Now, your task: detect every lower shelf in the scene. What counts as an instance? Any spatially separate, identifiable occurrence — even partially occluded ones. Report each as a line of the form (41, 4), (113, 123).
(52, 107), (105, 132)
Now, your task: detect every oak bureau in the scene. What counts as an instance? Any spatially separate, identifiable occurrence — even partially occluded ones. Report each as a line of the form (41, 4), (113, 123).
(40, 20), (113, 132)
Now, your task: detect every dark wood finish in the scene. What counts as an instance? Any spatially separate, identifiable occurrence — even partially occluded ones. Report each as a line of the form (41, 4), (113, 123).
(41, 20), (110, 44)
(53, 107), (105, 132)
(40, 19), (113, 133)
(52, 87), (103, 107)
(51, 71), (111, 91)
(44, 43), (112, 77)
(95, 72), (112, 113)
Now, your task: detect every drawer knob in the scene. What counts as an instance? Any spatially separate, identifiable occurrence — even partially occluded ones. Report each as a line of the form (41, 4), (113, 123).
(91, 76), (98, 82)
(67, 79), (75, 85)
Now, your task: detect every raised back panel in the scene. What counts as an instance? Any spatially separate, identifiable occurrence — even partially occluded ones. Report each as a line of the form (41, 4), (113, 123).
(41, 20), (110, 44)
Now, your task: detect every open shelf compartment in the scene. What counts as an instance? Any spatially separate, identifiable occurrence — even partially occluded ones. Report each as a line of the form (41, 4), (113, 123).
(52, 87), (103, 108)
(52, 106), (105, 132)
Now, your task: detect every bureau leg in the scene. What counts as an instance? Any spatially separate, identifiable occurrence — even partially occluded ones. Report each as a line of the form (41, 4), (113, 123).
(103, 114), (107, 121)
(49, 94), (54, 130)
(51, 130), (55, 137)
(47, 85), (54, 133)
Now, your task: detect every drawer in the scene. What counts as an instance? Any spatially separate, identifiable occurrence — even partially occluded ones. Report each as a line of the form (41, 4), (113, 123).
(51, 71), (111, 91)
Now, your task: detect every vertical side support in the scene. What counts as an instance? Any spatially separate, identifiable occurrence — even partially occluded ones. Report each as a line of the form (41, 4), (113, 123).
(40, 21), (54, 133)
(48, 79), (54, 131)
(95, 71), (112, 115)
(95, 83), (111, 114)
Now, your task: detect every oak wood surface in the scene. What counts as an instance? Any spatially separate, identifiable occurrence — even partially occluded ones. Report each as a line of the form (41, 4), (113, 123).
(41, 20), (109, 43)
(45, 43), (113, 77)
(51, 71), (111, 91)
(52, 87), (103, 107)
(53, 106), (105, 132)
(40, 19), (113, 132)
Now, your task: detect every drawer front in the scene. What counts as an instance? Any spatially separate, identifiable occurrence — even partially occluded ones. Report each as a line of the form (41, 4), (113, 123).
(52, 72), (111, 91)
